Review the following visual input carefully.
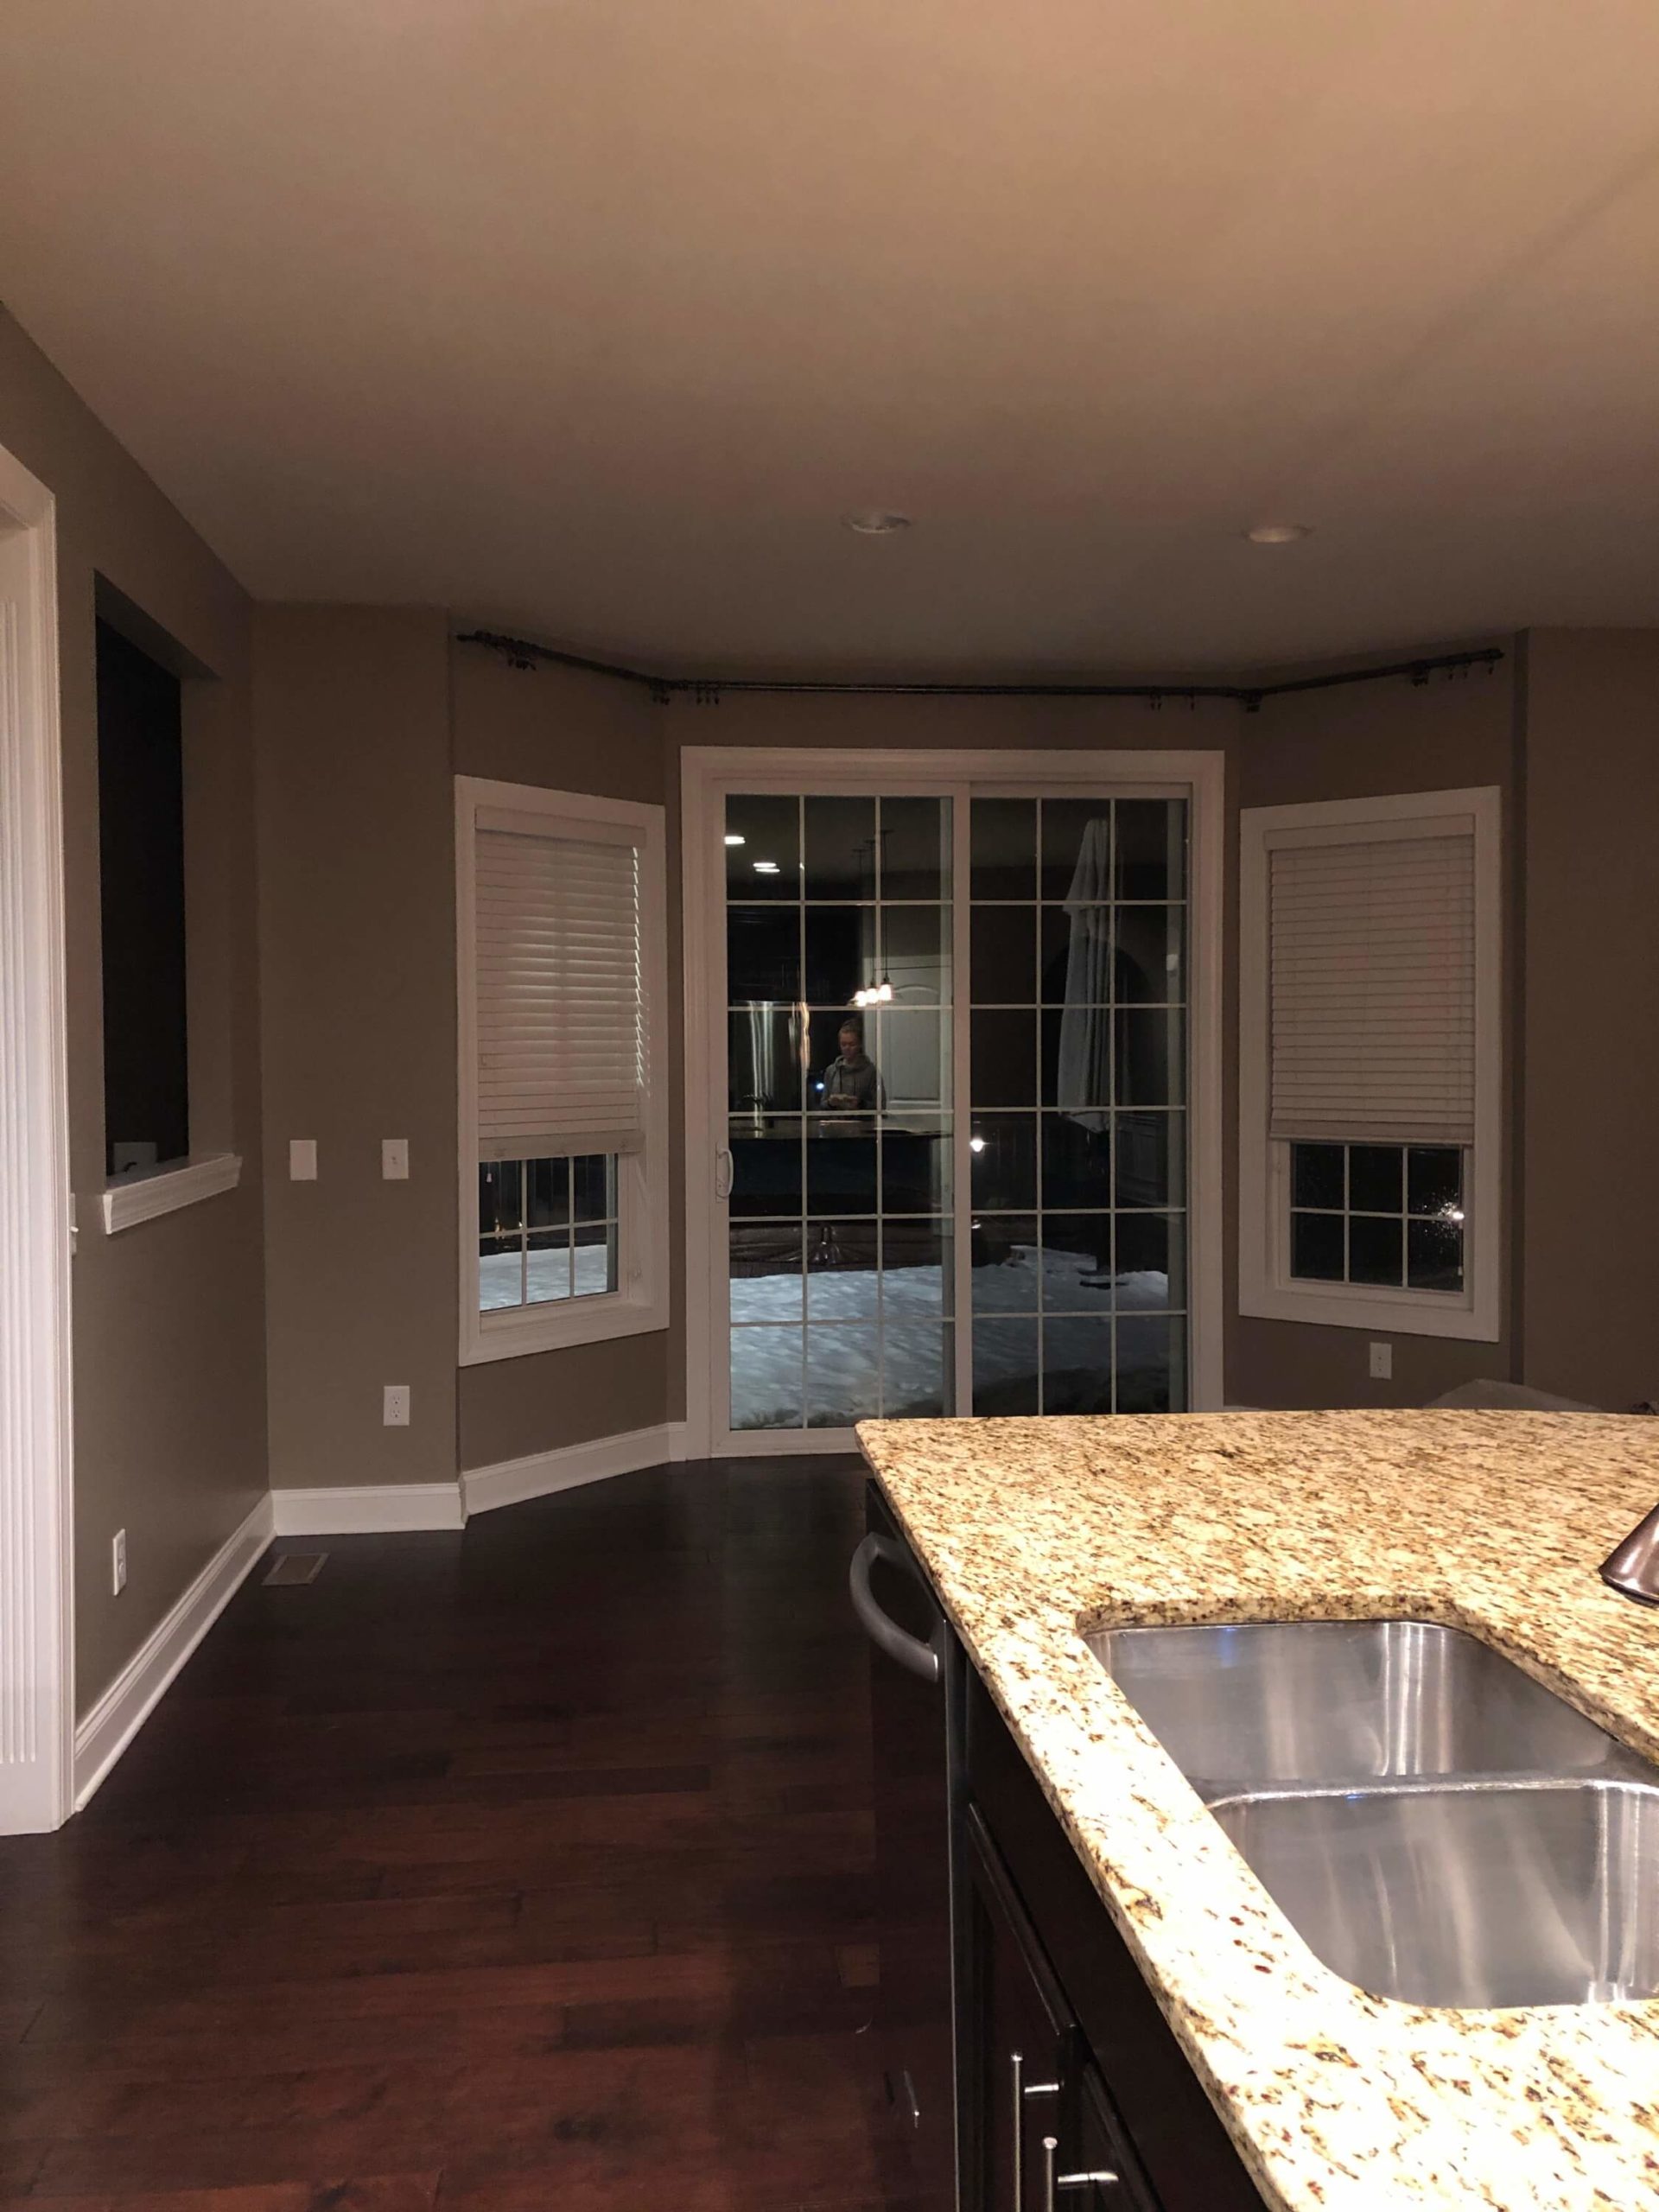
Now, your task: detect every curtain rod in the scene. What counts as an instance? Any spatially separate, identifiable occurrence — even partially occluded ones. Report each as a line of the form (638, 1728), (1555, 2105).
(454, 630), (1504, 713)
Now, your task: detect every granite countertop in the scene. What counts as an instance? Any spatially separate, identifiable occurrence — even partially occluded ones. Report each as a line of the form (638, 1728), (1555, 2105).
(855, 1409), (1659, 2212)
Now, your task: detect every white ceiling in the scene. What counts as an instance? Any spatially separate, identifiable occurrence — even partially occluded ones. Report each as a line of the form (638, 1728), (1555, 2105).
(3, 1), (1659, 676)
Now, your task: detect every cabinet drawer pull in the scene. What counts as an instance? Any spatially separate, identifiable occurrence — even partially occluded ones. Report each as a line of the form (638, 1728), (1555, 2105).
(1043, 2136), (1119, 2205)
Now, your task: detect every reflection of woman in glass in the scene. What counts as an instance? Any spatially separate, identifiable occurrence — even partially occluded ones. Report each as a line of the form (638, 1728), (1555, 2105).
(823, 1018), (885, 1116)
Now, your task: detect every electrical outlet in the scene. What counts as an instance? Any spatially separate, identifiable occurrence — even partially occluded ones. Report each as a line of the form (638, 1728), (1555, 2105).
(381, 1138), (409, 1180)
(289, 1139), (318, 1181)
(111, 1529), (127, 1595)
(383, 1384), (411, 1427)
(1369, 1340), (1394, 1381)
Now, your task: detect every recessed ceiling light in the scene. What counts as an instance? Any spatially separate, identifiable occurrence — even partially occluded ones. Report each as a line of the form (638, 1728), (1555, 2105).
(724, 834), (746, 847)
(1245, 522), (1312, 545)
(842, 509), (912, 537)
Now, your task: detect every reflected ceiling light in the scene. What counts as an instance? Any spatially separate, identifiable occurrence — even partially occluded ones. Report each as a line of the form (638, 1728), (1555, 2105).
(753, 859), (780, 874)
(842, 508), (912, 536)
(1245, 522), (1312, 545)
(969, 1136), (987, 1154)
(724, 833), (746, 847)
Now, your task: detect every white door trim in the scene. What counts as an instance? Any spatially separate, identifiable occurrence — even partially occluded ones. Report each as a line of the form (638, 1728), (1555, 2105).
(0, 442), (74, 1834)
(680, 746), (1226, 1459)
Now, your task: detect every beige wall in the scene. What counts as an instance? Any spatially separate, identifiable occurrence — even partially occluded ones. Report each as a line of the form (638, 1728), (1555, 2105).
(1521, 630), (1659, 1408)
(1227, 645), (1521, 1408)
(254, 607), (458, 1491)
(0, 308), (268, 1711)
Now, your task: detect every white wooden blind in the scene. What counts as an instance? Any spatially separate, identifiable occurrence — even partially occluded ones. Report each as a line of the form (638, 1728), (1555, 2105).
(474, 817), (645, 1160)
(1268, 828), (1476, 1144)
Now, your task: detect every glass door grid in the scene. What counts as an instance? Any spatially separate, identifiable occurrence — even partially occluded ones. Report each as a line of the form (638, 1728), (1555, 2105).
(722, 788), (1187, 1432)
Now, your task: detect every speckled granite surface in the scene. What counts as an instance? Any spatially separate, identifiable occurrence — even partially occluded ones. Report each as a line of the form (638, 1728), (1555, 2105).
(856, 1410), (1659, 2212)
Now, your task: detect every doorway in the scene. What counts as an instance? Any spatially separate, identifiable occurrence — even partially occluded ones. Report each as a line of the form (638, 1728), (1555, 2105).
(683, 749), (1224, 1456)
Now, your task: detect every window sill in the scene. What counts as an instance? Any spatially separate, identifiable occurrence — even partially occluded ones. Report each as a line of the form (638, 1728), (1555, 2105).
(461, 1289), (668, 1365)
(101, 1153), (241, 1236)
(1240, 1279), (1499, 1343)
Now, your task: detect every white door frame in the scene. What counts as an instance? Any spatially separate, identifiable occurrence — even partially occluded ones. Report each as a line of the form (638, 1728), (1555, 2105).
(681, 746), (1225, 1459)
(0, 442), (74, 1834)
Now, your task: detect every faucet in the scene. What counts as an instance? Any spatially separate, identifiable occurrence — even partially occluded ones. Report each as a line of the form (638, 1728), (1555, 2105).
(1601, 1503), (1659, 1605)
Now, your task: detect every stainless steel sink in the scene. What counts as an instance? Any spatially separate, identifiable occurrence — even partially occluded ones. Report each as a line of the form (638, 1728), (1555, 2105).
(1088, 1618), (1643, 1794)
(1208, 1777), (1659, 2008)
(1087, 1618), (1659, 2007)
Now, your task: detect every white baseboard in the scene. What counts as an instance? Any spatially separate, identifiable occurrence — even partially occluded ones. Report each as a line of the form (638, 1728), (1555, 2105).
(270, 1483), (466, 1535)
(73, 1492), (274, 1810)
(463, 1420), (689, 1516)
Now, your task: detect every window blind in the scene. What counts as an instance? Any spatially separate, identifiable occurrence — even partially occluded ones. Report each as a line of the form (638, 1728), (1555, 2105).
(1268, 829), (1476, 1144)
(474, 819), (645, 1160)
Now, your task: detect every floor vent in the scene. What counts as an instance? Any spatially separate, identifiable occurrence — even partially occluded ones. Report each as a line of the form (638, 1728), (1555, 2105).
(264, 1552), (327, 1586)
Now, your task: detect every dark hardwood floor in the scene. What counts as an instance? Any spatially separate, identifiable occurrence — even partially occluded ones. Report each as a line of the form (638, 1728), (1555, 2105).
(1, 1459), (920, 2211)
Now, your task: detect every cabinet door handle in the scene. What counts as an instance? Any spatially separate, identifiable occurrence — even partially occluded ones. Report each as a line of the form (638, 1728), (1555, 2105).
(1011, 2051), (1025, 2209)
(1042, 2137), (1120, 2205)
(849, 1533), (942, 1683)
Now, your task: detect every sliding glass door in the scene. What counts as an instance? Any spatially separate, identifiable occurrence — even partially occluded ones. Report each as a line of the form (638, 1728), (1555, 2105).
(710, 773), (1193, 1441)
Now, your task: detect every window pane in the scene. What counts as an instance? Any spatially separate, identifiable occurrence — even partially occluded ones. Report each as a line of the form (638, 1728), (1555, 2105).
(572, 1154), (614, 1225)
(972, 904), (1036, 1003)
(730, 1224), (804, 1321)
(1115, 1212), (1185, 1311)
(807, 1220), (880, 1318)
(1039, 903), (1112, 1007)
(1040, 1317), (1114, 1414)
(806, 1324), (881, 1426)
(732, 1325), (804, 1430)
(730, 1008), (804, 1112)
(880, 798), (949, 901)
(808, 1009), (884, 1108)
(1040, 799), (1112, 902)
(883, 1322), (950, 1418)
(872, 1007), (947, 1109)
(1291, 1143), (1344, 1211)
(1116, 1314), (1183, 1413)
(1291, 1211), (1344, 1281)
(1408, 1217), (1465, 1292)
(972, 1011), (1036, 1106)
(1039, 1216), (1114, 1312)
(478, 1237), (524, 1313)
(525, 1228), (573, 1304)
(804, 905), (874, 1005)
(526, 1156), (569, 1230)
(480, 1160), (523, 1235)
(970, 1116), (1037, 1211)
(726, 795), (798, 899)
(804, 796), (876, 900)
(1349, 1215), (1403, 1287)
(1041, 1115), (1111, 1211)
(1350, 1144), (1403, 1215)
(1115, 799), (1185, 901)
(1115, 1110), (1183, 1208)
(804, 1124), (878, 1216)
(1041, 1007), (1110, 1111)
(1408, 1147), (1463, 1217)
(572, 1220), (617, 1299)
(728, 1125), (804, 1219)
(973, 1317), (1040, 1415)
(880, 905), (947, 1006)
(971, 1216), (1039, 1313)
(882, 1219), (951, 1317)
(1112, 905), (1185, 1006)
(881, 1120), (950, 1215)
(728, 905), (800, 1002)
(1115, 1008), (1182, 1109)
(970, 798), (1036, 901)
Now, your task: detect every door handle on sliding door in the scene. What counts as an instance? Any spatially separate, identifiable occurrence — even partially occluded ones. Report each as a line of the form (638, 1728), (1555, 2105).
(715, 1147), (734, 1200)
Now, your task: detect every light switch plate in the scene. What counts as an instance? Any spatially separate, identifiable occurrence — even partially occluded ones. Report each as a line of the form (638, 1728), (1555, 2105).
(382, 1138), (409, 1180)
(289, 1139), (318, 1181)
(1369, 1340), (1394, 1380)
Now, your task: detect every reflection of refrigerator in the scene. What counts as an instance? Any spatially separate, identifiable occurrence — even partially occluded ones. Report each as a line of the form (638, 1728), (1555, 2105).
(852, 1484), (962, 2212)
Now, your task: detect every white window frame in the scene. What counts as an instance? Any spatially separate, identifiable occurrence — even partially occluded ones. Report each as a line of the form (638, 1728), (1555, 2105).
(456, 776), (669, 1363)
(1237, 785), (1502, 1342)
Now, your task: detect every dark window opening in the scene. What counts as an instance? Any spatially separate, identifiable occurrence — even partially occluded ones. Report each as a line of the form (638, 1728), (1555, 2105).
(96, 619), (188, 1178)
(1288, 1141), (1465, 1294)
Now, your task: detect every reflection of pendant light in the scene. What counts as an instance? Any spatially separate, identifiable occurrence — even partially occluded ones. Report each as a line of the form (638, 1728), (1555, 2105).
(850, 976), (893, 1008)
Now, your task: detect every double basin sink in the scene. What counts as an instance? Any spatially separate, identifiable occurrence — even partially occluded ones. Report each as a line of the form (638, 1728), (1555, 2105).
(1087, 1618), (1659, 2010)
